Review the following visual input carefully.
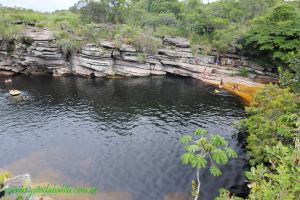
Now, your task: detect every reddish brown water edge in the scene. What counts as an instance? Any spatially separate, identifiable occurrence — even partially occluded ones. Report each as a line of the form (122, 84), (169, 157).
(204, 80), (264, 105)
(222, 83), (263, 105)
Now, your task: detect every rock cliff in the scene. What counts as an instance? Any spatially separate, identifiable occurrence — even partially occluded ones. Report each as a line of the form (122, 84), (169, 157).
(0, 27), (278, 87)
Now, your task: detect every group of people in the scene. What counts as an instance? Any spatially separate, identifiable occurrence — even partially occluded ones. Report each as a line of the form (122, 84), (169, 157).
(232, 84), (240, 91)
(202, 68), (212, 78)
(214, 56), (239, 67)
(4, 79), (12, 84)
(219, 79), (240, 91)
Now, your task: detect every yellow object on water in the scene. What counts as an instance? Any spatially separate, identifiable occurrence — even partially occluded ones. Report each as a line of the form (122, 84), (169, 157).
(214, 89), (221, 94)
(9, 90), (21, 96)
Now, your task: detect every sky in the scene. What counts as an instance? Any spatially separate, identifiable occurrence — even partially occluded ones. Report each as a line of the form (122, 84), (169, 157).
(0, 0), (215, 12)
(0, 0), (79, 12)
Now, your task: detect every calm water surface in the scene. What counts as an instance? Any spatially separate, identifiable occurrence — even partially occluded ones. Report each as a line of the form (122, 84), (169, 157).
(0, 76), (247, 200)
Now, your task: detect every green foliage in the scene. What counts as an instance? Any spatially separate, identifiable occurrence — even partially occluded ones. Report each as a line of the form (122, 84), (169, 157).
(113, 25), (161, 53)
(238, 68), (249, 77)
(215, 188), (244, 200)
(244, 4), (300, 68)
(1, 0), (297, 59)
(245, 141), (300, 200)
(55, 31), (82, 59)
(279, 51), (300, 94)
(180, 128), (237, 198)
(239, 83), (300, 200)
(137, 53), (147, 63)
(71, 0), (128, 24)
(240, 84), (299, 165)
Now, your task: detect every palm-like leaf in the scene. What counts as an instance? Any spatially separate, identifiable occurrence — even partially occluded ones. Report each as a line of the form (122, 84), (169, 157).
(195, 128), (208, 136)
(225, 147), (238, 158)
(186, 144), (200, 153)
(181, 153), (194, 165)
(191, 155), (207, 169)
(210, 166), (222, 177)
(196, 138), (208, 146)
(180, 135), (192, 145)
(212, 149), (228, 164)
(210, 135), (228, 147)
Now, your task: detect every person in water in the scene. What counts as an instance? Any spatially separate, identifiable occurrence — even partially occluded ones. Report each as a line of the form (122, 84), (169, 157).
(219, 79), (224, 89)
(232, 84), (240, 91)
(4, 79), (12, 84)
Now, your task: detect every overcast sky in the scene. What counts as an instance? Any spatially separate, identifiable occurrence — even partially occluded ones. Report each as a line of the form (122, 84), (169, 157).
(0, 0), (79, 12)
(0, 0), (215, 12)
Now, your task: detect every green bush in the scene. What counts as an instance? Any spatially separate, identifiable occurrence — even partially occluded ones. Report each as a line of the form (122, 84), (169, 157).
(246, 141), (300, 200)
(113, 25), (162, 53)
(55, 30), (82, 59)
(244, 4), (300, 68)
(215, 189), (243, 200)
(238, 68), (249, 77)
(279, 50), (300, 94)
(240, 84), (299, 165)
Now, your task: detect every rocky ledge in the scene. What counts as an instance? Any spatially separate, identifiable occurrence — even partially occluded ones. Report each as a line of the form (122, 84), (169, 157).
(0, 27), (278, 90)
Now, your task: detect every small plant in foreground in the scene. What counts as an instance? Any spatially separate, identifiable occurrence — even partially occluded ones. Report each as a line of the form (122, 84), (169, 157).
(180, 128), (237, 200)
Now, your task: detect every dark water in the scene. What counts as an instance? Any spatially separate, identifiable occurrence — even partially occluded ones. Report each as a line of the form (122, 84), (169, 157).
(0, 76), (247, 200)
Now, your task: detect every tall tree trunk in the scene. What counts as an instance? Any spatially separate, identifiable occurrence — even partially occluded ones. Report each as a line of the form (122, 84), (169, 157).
(194, 168), (201, 200)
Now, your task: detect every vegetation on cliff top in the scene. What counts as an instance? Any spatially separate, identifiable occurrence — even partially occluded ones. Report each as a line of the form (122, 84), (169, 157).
(1, 0), (300, 66)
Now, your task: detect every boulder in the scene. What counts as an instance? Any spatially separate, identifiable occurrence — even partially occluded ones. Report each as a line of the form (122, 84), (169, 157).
(163, 37), (190, 48)
(2, 174), (32, 200)
(0, 70), (16, 76)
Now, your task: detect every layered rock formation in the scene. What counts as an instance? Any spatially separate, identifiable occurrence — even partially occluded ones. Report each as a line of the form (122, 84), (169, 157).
(0, 28), (70, 76)
(0, 27), (278, 88)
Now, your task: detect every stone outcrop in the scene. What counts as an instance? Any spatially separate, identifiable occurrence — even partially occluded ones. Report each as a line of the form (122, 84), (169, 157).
(0, 27), (278, 87)
(0, 172), (54, 200)
(1, 174), (33, 200)
(0, 27), (69, 76)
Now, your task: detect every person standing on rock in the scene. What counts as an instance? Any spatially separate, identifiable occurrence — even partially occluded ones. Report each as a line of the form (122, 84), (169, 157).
(219, 79), (224, 89)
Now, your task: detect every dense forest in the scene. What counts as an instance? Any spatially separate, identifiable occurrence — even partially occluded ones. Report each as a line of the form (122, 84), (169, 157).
(1, 0), (300, 70)
(0, 0), (299, 199)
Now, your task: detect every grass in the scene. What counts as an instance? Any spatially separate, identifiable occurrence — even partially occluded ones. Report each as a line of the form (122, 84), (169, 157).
(0, 5), (244, 56)
(0, 171), (11, 184)
(0, 6), (162, 55)
(238, 67), (249, 77)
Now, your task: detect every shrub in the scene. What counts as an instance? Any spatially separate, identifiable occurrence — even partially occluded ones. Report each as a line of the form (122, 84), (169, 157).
(113, 25), (162, 53)
(216, 189), (244, 200)
(238, 68), (249, 77)
(55, 30), (82, 59)
(240, 84), (299, 165)
(131, 33), (161, 54)
(279, 50), (300, 94)
(246, 141), (300, 200)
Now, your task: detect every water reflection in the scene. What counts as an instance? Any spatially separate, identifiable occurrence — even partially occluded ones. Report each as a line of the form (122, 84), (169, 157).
(0, 76), (246, 200)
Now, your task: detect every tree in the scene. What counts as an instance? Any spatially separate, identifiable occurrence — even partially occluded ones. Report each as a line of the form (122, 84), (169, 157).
(70, 0), (128, 24)
(244, 4), (300, 69)
(279, 50), (300, 94)
(240, 84), (299, 165)
(148, 0), (182, 17)
(180, 128), (237, 200)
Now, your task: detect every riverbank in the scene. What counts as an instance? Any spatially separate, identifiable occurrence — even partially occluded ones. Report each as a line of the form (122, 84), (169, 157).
(204, 79), (263, 105)
(0, 27), (275, 104)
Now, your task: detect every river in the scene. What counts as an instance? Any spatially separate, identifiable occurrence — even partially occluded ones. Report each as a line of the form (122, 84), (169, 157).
(0, 75), (248, 200)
